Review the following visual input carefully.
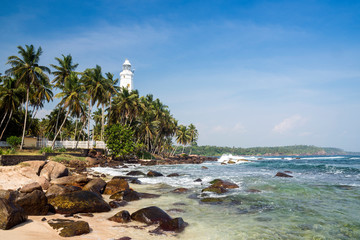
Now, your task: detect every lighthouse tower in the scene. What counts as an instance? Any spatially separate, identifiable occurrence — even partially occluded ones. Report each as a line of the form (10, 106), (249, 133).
(119, 59), (134, 91)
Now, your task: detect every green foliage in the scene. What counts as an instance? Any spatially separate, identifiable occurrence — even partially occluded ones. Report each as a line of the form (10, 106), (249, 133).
(40, 146), (54, 153)
(6, 136), (21, 148)
(48, 154), (86, 163)
(0, 148), (3, 155)
(104, 124), (137, 158)
(56, 147), (67, 153)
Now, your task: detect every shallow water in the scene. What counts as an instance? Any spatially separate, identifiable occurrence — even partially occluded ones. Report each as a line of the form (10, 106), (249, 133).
(93, 155), (360, 239)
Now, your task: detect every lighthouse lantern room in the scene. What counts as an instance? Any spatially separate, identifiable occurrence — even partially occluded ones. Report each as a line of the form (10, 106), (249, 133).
(119, 59), (134, 91)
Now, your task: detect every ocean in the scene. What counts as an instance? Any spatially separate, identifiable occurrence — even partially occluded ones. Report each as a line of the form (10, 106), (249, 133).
(93, 155), (360, 239)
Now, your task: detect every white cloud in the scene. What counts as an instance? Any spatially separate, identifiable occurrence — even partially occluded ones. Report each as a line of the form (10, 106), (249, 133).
(273, 114), (307, 134)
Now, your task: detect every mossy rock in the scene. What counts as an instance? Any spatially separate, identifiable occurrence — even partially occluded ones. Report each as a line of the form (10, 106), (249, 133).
(48, 190), (111, 214)
(48, 219), (90, 237)
(201, 186), (228, 194)
(200, 198), (224, 204)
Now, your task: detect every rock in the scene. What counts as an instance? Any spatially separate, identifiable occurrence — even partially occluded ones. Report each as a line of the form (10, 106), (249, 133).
(110, 191), (124, 200)
(194, 178), (202, 182)
(82, 178), (106, 195)
(25, 161), (47, 175)
(109, 200), (128, 208)
(210, 179), (239, 189)
(167, 173), (180, 177)
(201, 166), (208, 169)
(130, 206), (172, 225)
(0, 189), (19, 202)
(78, 213), (94, 217)
(122, 189), (141, 202)
(103, 179), (129, 195)
(47, 190), (111, 214)
(138, 192), (161, 199)
(246, 189), (261, 193)
(202, 186), (228, 194)
(284, 171), (293, 174)
(275, 172), (293, 178)
(171, 188), (189, 194)
(19, 182), (42, 193)
(85, 157), (99, 166)
(147, 170), (164, 177)
(40, 161), (69, 181)
(0, 198), (28, 230)
(51, 175), (90, 187)
(48, 219), (90, 237)
(15, 190), (49, 215)
(166, 208), (185, 213)
(159, 217), (188, 232)
(46, 184), (81, 198)
(41, 217), (47, 221)
(126, 171), (145, 176)
(200, 198), (224, 204)
(108, 210), (131, 223)
(131, 178), (142, 184)
(117, 237), (131, 240)
(38, 176), (50, 190)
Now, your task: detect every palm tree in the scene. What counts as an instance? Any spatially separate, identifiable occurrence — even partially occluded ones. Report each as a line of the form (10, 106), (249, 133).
(176, 125), (190, 154)
(187, 124), (198, 155)
(81, 65), (107, 146)
(0, 76), (24, 140)
(50, 54), (79, 89)
(110, 88), (140, 125)
(6, 45), (51, 150)
(51, 72), (86, 149)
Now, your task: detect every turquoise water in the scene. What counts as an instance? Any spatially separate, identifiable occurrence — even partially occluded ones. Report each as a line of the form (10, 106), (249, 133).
(93, 155), (360, 239)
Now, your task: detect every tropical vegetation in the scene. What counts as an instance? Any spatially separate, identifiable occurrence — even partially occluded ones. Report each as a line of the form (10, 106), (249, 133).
(0, 44), (198, 157)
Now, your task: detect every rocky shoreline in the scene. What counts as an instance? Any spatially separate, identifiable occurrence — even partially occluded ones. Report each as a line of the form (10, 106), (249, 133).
(0, 153), (216, 239)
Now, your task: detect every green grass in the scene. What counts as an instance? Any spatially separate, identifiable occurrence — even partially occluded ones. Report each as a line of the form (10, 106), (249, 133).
(48, 154), (86, 163)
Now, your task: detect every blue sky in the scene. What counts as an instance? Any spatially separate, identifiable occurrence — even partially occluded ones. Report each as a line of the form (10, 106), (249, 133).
(1, 0), (360, 151)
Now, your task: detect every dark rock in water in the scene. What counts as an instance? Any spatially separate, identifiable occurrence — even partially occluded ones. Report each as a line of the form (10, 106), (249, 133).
(171, 188), (189, 194)
(138, 192), (161, 199)
(109, 200), (128, 208)
(131, 179), (142, 184)
(187, 193), (200, 200)
(108, 210), (131, 223)
(246, 189), (261, 193)
(200, 198), (224, 204)
(48, 219), (90, 237)
(101, 174), (106, 178)
(130, 206), (172, 225)
(82, 178), (106, 195)
(48, 190), (111, 214)
(202, 186), (228, 194)
(173, 202), (187, 206)
(275, 172), (293, 178)
(15, 189), (49, 215)
(78, 213), (94, 217)
(103, 179), (129, 195)
(112, 176), (141, 184)
(159, 217), (188, 232)
(210, 179), (239, 189)
(147, 170), (164, 177)
(123, 189), (141, 202)
(20, 182), (42, 193)
(194, 178), (202, 182)
(167, 173), (180, 177)
(0, 198), (28, 230)
(201, 166), (208, 170)
(167, 208), (185, 213)
(46, 184), (81, 198)
(126, 171), (145, 176)
(255, 217), (272, 222)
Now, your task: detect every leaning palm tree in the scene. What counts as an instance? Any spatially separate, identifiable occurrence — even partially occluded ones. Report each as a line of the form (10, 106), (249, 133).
(51, 72), (86, 149)
(6, 45), (51, 150)
(187, 123), (198, 155)
(0, 76), (24, 140)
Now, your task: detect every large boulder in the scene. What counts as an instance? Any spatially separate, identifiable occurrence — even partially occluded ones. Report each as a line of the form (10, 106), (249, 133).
(103, 179), (129, 195)
(45, 184), (81, 198)
(25, 161), (47, 175)
(40, 161), (69, 181)
(47, 190), (111, 214)
(108, 210), (131, 223)
(126, 171), (145, 176)
(15, 189), (49, 215)
(82, 178), (106, 195)
(0, 198), (28, 230)
(159, 217), (188, 232)
(48, 219), (90, 237)
(130, 206), (172, 225)
(275, 172), (293, 178)
(202, 186), (228, 194)
(0, 189), (19, 202)
(210, 179), (239, 189)
(19, 182), (42, 193)
(51, 175), (90, 187)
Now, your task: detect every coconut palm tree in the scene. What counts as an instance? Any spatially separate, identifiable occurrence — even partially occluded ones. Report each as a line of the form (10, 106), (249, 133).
(51, 72), (86, 149)
(110, 88), (140, 125)
(51, 54), (79, 89)
(0, 76), (24, 140)
(176, 125), (190, 154)
(187, 123), (198, 155)
(6, 45), (51, 150)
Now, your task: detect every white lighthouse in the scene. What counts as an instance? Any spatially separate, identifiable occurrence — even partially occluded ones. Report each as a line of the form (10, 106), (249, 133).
(119, 59), (134, 91)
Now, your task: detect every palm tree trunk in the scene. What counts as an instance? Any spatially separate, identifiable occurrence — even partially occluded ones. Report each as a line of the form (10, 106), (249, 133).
(20, 88), (30, 150)
(51, 109), (70, 149)
(101, 103), (105, 141)
(55, 107), (61, 136)
(182, 145), (185, 154)
(74, 118), (78, 141)
(87, 102), (91, 149)
(75, 121), (87, 149)
(0, 110), (8, 130)
(0, 110), (13, 141)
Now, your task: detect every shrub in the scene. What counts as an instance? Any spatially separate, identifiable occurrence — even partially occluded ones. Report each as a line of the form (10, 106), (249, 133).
(0, 148), (3, 155)
(40, 146), (54, 154)
(56, 147), (66, 153)
(6, 136), (21, 148)
(104, 124), (138, 158)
